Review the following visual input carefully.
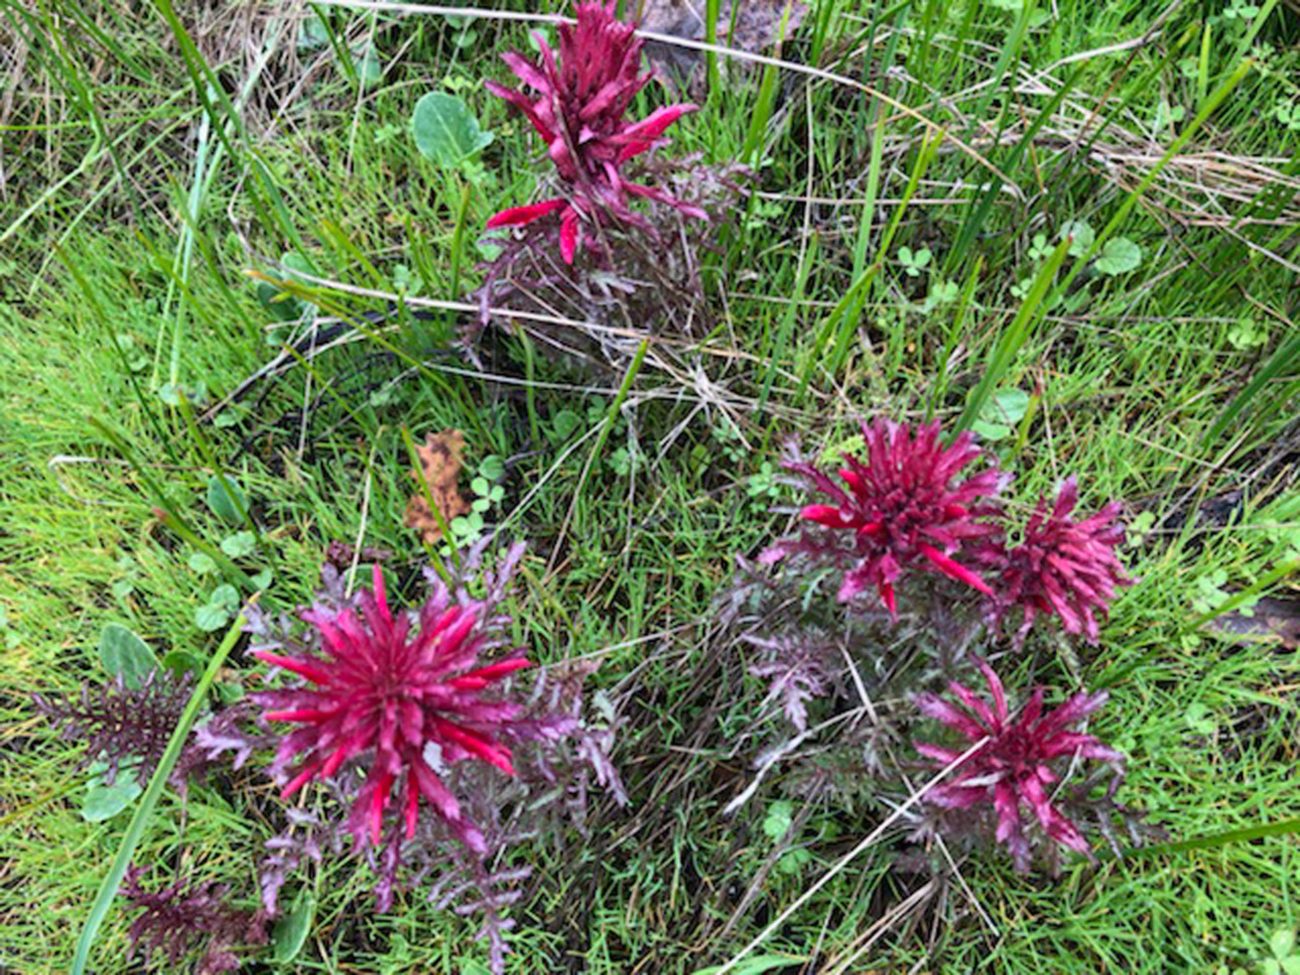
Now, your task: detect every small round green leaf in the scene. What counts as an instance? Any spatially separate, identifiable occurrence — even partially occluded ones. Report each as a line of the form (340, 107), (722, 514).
(188, 552), (217, 574)
(99, 623), (159, 689)
(1060, 219), (1095, 257)
(412, 92), (494, 168)
(1093, 237), (1143, 276)
(972, 388), (1030, 442)
(210, 584), (241, 611)
(220, 531), (258, 558)
(162, 650), (202, 677)
(195, 604), (231, 633)
(82, 762), (144, 822)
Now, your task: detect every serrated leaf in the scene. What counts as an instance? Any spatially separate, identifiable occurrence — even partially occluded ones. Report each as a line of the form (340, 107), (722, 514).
(1093, 237), (1142, 276)
(205, 476), (248, 524)
(412, 92), (493, 168)
(272, 889), (315, 963)
(99, 624), (159, 689)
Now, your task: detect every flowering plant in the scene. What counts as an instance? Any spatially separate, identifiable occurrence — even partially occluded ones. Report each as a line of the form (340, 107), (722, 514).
(485, 1), (704, 264)
(724, 413), (1140, 875)
(914, 658), (1124, 870)
(244, 544), (624, 972)
(761, 418), (1006, 613)
(250, 560), (533, 853)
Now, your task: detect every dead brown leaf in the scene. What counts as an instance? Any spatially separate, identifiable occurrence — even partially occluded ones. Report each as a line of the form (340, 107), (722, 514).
(403, 429), (471, 545)
(637, 0), (809, 93)
(1206, 595), (1300, 650)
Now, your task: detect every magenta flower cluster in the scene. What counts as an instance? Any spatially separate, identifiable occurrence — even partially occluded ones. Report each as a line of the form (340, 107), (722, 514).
(915, 659), (1124, 870)
(251, 564), (533, 855)
(751, 415), (1136, 868)
(485, 1), (705, 263)
(763, 417), (1132, 642)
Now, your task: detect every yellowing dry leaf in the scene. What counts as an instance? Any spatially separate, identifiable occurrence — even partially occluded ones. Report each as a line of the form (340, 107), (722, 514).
(403, 429), (471, 545)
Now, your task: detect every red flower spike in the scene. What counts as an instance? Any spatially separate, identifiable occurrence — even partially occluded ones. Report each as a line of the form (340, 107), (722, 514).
(763, 418), (1007, 614)
(992, 476), (1133, 644)
(485, 199), (567, 229)
(251, 564), (531, 854)
(485, 2), (703, 262)
(914, 660), (1124, 870)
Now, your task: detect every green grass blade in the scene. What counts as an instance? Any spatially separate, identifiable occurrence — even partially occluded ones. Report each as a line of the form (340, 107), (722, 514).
(953, 234), (1071, 435)
(1118, 816), (1300, 861)
(1201, 333), (1300, 453)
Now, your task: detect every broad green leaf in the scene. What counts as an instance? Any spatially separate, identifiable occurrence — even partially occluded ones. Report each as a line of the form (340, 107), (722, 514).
(1093, 237), (1143, 276)
(220, 531), (257, 558)
(272, 889), (316, 963)
(972, 387), (1030, 442)
(82, 761), (143, 822)
(412, 92), (493, 168)
(205, 475), (248, 524)
(99, 623), (159, 689)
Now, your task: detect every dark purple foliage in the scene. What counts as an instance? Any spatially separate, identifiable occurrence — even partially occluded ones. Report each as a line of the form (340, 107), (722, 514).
(323, 540), (393, 569)
(761, 419), (1007, 615)
(485, 1), (703, 264)
(120, 866), (268, 975)
(913, 659), (1124, 870)
(172, 700), (275, 793)
(744, 632), (840, 733)
(33, 669), (193, 786)
(723, 413), (1141, 881)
